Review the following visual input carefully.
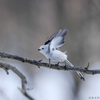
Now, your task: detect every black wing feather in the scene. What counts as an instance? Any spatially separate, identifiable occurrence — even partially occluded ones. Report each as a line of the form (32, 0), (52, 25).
(49, 29), (68, 49)
(44, 32), (58, 45)
(44, 29), (67, 47)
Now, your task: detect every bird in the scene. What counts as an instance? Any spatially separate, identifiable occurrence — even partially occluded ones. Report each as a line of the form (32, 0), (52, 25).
(38, 29), (85, 81)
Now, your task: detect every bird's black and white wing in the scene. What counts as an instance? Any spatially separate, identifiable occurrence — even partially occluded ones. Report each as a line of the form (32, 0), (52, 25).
(50, 29), (68, 50)
(44, 31), (59, 45)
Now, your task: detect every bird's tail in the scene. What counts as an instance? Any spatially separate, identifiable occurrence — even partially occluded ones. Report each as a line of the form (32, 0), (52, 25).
(65, 59), (85, 81)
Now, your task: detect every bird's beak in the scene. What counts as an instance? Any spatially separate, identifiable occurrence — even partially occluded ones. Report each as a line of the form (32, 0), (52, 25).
(38, 49), (41, 51)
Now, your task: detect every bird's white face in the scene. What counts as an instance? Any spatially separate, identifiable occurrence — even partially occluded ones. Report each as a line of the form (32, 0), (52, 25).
(38, 45), (48, 55)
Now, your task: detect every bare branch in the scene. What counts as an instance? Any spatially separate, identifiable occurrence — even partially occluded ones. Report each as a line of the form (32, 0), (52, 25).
(0, 61), (34, 100)
(0, 52), (100, 75)
(85, 62), (90, 70)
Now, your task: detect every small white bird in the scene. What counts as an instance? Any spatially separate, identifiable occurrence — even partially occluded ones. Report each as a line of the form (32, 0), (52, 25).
(38, 29), (85, 81)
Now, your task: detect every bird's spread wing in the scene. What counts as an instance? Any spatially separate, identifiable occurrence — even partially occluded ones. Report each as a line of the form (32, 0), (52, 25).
(44, 31), (59, 45)
(50, 29), (68, 49)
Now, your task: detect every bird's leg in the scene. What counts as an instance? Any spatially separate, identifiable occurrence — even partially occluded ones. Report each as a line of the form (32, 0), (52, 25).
(64, 61), (67, 66)
(49, 58), (51, 68)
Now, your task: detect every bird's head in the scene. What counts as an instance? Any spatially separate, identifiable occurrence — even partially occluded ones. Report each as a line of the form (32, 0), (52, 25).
(38, 45), (48, 55)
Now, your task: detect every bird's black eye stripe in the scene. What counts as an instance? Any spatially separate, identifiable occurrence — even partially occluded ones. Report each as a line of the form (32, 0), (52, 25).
(42, 48), (44, 50)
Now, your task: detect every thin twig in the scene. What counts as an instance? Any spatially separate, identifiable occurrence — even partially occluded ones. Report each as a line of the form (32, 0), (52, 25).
(0, 52), (100, 75)
(0, 61), (34, 100)
(85, 62), (90, 70)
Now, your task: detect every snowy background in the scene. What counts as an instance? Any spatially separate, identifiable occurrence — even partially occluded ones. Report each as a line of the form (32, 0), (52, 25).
(0, 0), (100, 100)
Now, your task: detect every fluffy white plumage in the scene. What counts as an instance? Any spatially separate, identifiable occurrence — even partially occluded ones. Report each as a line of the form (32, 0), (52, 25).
(38, 29), (85, 81)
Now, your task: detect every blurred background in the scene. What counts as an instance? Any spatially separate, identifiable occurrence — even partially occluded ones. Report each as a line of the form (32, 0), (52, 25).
(0, 0), (100, 100)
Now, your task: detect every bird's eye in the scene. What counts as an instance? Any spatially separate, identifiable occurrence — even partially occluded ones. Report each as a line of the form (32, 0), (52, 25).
(42, 48), (44, 50)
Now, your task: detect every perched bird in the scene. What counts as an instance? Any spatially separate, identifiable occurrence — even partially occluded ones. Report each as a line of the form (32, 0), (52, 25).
(38, 29), (85, 81)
